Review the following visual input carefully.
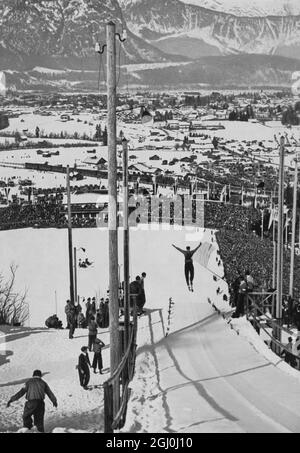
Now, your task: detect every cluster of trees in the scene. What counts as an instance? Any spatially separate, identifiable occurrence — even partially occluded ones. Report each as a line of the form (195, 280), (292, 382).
(154, 110), (174, 122)
(12, 128), (95, 143)
(94, 124), (107, 145)
(228, 108), (253, 122)
(0, 265), (28, 326)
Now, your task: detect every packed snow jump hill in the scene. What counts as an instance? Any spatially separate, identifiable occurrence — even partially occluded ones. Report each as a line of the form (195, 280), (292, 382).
(1, 226), (300, 433)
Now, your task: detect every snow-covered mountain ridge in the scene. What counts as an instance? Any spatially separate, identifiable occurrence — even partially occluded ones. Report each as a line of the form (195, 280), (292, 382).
(120, 0), (300, 17)
(120, 0), (300, 59)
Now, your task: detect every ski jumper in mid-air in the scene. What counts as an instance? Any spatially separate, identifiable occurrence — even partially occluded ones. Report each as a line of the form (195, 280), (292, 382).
(172, 242), (201, 291)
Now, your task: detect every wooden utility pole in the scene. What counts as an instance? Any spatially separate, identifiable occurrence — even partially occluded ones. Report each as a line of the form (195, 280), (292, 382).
(107, 21), (120, 375)
(67, 166), (75, 303)
(276, 136), (285, 322)
(289, 157), (298, 297)
(122, 138), (130, 348)
(74, 247), (78, 304)
(272, 215), (276, 289)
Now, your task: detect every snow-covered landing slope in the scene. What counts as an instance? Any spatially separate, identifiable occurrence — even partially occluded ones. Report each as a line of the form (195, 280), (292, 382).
(123, 229), (300, 433)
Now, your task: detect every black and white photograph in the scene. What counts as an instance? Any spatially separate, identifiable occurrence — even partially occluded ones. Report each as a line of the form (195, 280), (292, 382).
(1, 0), (300, 436)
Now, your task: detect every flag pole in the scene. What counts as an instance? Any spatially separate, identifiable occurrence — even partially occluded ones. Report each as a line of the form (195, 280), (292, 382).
(289, 156), (298, 297)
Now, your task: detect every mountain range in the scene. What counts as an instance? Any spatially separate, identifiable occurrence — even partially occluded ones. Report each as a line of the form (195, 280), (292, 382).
(1, 0), (300, 90)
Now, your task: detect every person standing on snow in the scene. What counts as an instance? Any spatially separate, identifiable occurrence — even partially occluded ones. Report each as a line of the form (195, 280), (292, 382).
(85, 297), (92, 323)
(65, 300), (76, 339)
(139, 272), (147, 313)
(92, 338), (105, 374)
(130, 276), (143, 315)
(78, 346), (91, 390)
(88, 316), (98, 351)
(6, 370), (57, 433)
(172, 242), (202, 292)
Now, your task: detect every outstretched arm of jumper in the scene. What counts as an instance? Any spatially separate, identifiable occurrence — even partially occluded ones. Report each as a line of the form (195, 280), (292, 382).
(172, 244), (185, 254)
(191, 242), (202, 255)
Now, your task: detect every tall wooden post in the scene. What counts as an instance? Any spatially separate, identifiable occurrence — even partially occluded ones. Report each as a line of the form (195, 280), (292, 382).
(261, 209), (264, 240)
(276, 136), (285, 322)
(122, 138), (130, 348)
(107, 21), (120, 375)
(272, 215), (276, 289)
(74, 247), (78, 304)
(67, 166), (75, 303)
(289, 158), (298, 297)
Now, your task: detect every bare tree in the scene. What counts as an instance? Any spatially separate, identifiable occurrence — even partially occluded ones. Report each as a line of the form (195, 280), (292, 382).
(0, 265), (29, 326)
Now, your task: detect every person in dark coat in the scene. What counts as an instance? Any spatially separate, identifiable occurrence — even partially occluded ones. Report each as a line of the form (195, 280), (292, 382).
(139, 272), (147, 313)
(92, 338), (105, 374)
(65, 300), (76, 339)
(88, 316), (98, 351)
(78, 346), (91, 389)
(97, 298), (105, 328)
(6, 370), (57, 433)
(85, 297), (92, 323)
(77, 312), (87, 328)
(130, 276), (143, 314)
(233, 277), (248, 318)
(91, 297), (96, 316)
(45, 314), (63, 329)
(231, 271), (243, 308)
(103, 298), (109, 328)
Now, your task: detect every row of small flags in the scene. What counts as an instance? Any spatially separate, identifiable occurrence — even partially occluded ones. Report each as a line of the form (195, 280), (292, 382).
(268, 205), (290, 230)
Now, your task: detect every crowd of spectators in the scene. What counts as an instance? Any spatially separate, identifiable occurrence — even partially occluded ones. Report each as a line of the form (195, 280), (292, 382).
(0, 198), (65, 230)
(216, 229), (300, 320)
(205, 202), (261, 233)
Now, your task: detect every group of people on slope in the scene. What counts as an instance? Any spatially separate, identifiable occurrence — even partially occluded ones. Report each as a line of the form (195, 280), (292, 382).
(78, 315), (106, 388)
(5, 329), (107, 433)
(64, 297), (110, 339)
(78, 339), (105, 389)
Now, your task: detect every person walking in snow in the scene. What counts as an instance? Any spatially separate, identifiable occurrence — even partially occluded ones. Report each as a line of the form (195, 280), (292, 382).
(172, 242), (202, 292)
(6, 369), (57, 433)
(78, 346), (91, 390)
(92, 338), (105, 374)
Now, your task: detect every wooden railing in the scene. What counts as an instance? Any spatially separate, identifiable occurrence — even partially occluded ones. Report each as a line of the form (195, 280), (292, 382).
(245, 293), (300, 370)
(103, 303), (138, 433)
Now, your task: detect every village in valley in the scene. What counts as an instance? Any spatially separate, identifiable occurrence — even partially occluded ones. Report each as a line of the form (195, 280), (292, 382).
(0, 89), (300, 213)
